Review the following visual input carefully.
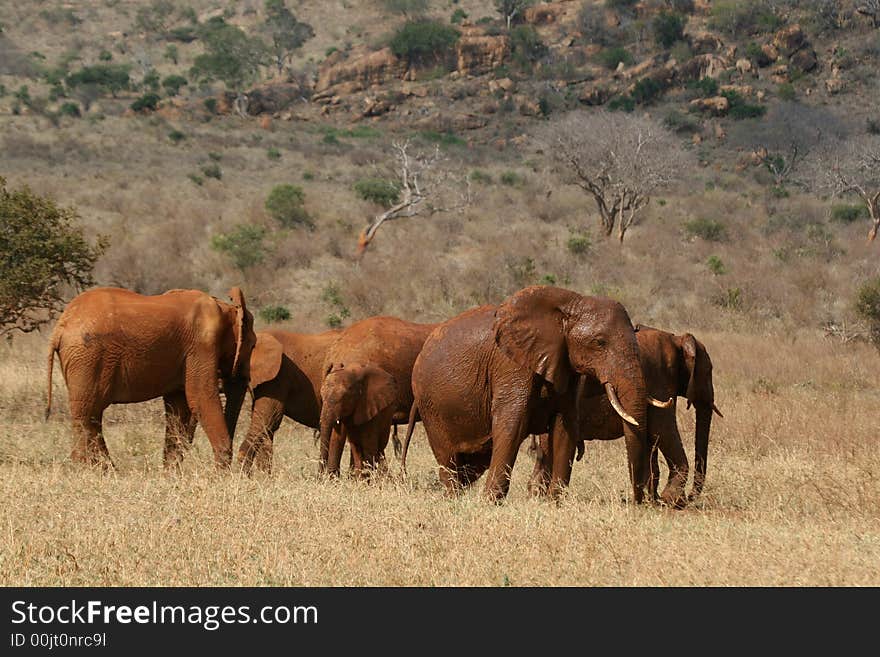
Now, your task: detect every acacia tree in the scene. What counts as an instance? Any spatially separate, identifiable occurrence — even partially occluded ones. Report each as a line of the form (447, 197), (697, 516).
(495, 0), (535, 29)
(0, 178), (106, 337)
(191, 17), (269, 116)
(355, 140), (471, 259)
(262, 0), (314, 76)
(815, 136), (880, 243)
(539, 111), (687, 242)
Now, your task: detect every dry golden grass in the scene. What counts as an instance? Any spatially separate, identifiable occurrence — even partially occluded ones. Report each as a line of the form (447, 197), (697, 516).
(1, 330), (878, 586)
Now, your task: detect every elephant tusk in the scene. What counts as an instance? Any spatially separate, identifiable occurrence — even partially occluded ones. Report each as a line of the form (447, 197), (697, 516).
(712, 403), (724, 418)
(605, 383), (639, 427)
(648, 396), (674, 409)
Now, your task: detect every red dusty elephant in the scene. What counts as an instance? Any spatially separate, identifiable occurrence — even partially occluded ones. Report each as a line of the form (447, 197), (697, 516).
(529, 325), (723, 507)
(402, 286), (650, 503)
(317, 316), (438, 479)
(234, 328), (342, 474)
(46, 286), (256, 469)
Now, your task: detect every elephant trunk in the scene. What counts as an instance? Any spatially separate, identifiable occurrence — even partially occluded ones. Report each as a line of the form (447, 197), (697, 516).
(319, 402), (346, 477)
(600, 359), (648, 503)
(690, 404), (713, 500)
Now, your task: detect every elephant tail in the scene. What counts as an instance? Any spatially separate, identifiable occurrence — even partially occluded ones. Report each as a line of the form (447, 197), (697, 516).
(399, 402), (419, 475)
(45, 329), (61, 421)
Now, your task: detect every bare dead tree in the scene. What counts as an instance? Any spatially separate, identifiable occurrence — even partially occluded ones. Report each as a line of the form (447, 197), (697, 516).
(538, 111), (687, 242)
(812, 136), (880, 244)
(355, 140), (472, 259)
(857, 0), (880, 27)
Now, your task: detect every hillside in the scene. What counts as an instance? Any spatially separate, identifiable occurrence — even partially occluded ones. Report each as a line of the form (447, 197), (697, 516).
(1, 0), (879, 336)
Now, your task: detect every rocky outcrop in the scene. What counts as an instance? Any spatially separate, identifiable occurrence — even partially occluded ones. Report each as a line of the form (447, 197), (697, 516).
(246, 82), (310, 115)
(689, 31), (724, 55)
(690, 96), (729, 116)
(773, 24), (807, 56)
(456, 35), (509, 76)
(316, 48), (406, 94)
(678, 53), (729, 81)
(524, 2), (569, 24)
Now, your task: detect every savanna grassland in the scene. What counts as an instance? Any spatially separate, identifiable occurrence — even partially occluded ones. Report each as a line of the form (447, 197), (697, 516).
(1, 1), (880, 586)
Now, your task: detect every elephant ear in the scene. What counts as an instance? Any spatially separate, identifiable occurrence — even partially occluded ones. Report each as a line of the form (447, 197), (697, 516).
(353, 367), (398, 425)
(229, 287), (249, 378)
(249, 333), (283, 389)
(681, 333), (714, 407)
(493, 285), (577, 393)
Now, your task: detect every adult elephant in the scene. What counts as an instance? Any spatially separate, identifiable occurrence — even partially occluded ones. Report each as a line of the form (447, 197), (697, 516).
(528, 326), (723, 507)
(46, 286), (256, 469)
(402, 286), (649, 502)
(235, 328), (341, 474)
(318, 316), (438, 478)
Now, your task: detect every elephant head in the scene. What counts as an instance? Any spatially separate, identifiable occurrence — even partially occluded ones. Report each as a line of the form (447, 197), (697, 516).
(217, 287), (258, 440)
(318, 363), (398, 475)
(493, 285), (649, 499)
(677, 332), (722, 500)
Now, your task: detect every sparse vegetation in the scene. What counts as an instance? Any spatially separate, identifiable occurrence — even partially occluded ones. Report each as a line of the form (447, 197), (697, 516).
(685, 217), (727, 242)
(265, 184), (311, 228)
(355, 179), (401, 207)
(210, 224), (268, 270)
(259, 304), (292, 323)
(389, 19), (460, 67)
(597, 46), (633, 70)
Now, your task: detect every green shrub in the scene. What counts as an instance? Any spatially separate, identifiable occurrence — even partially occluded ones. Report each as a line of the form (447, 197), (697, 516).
(302, 171), (315, 181)
(715, 286), (743, 310)
(66, 64), (131, 96)
(417, 130), (465, 147)
(208, 151), (222, 162)
(161, 74), (188, 96)
(632, 77), (663, 105)
(354, 179), (401, 207)
(777, 82), (796, 100)
(98, 50), (113, 62)
(168, 129), (186, 143)
(201, 163), (222, 180)
(166, 26), (198, 43)
(706, 255), (726, 275)
(653, 11), (687, 49)
(469, 170), (493, 185)
(143, 70), (161, 92)
(130, 93), (161, 112)
(259, 305), (291, 323)
(164, 44), (179, 64)
(326, 314), (343, 328)
(451, 8), (468, 24)
(567, 232), (591, 255)
(606, 0), (638, 15)
(684, 217), (727, 241)
(830, 203), (867, 223)
(500, 171), (522, 186)
(607, 94), (635, 112)
(688, 76), (719, 97)
(203, 97), (218, 114)
(597, 46), (633, 70)
(58, 102), (81, 117)
(510, 25), (547, 69)
(723, 90), (766, 119)
(210, 224), (267, 270)
(188, 174), (204, 186)
(267, 147), (281, 160)
(664, 109), (700, 134)
(265, 184), (312, 228)
(0, 177), (106, 336)
(389, 20), (460, 66)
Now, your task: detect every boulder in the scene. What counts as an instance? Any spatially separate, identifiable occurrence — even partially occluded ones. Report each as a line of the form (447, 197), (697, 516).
(689, 96), (729, 116)
(759, 43), (779, 66)
(316, 48), (406, 94)
(689, 31), (724, 55)
(773, 24), (807, 56)
(524, 2), (568, 24)
(488, 77), (515, 94)
(456, 35), (509, 76)
(362, 96), (393, 116)
(678, 53), (728, 81)
(790, 48), (818, 73)
(825, 77), (845, 94)
(245, 82), (310, 115)
(736, 58), (753, 76)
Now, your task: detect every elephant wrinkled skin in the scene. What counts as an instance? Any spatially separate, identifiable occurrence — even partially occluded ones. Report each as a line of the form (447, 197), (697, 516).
(403, 286), (649, 502)
(46, 286), (256, 469)
(529, 325), (722, 507)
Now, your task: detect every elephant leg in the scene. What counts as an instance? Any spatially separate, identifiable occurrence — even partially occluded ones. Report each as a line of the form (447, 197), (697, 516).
(657, 420), (689, 509)
(237, 397), (284, 476)
(70, 401), (113, 471)
(527, 434), (552, 497)
(185, 364), (231, 468)
(163, 391), (196, 469)
(547, 417), (578, 501)
(483, 409), (528, 502)
(348, 433), (366, 479)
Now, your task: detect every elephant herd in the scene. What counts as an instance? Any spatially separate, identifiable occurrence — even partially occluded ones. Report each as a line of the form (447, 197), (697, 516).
(45, 284), (721, 506)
